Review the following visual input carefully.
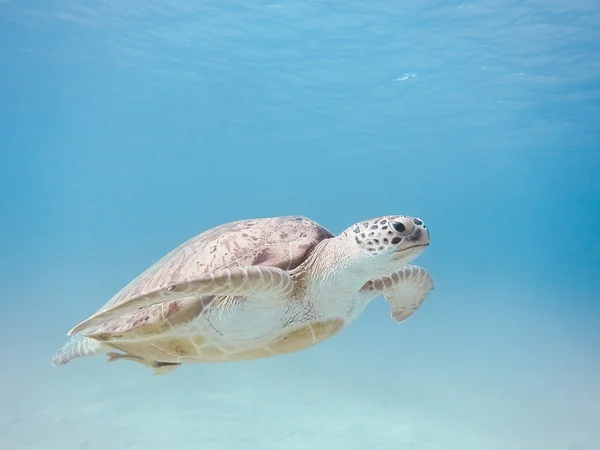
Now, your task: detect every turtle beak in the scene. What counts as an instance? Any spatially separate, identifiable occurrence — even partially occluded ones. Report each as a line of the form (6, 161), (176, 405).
(390, 244), (428, 261)
(390, 224), (430, 261)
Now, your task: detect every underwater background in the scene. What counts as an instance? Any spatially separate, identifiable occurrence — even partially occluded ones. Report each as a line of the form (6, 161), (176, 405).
(1, 0), (599, 449)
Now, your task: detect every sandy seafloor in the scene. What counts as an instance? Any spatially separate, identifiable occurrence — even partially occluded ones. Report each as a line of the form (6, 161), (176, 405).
(2, 284), (599, 450)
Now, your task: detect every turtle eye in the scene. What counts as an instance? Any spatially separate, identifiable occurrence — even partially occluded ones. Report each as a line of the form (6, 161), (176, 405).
(392, 222), (405, 233)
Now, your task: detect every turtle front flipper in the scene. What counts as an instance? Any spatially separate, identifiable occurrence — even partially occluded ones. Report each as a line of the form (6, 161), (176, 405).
(69, 266), (295, 335)
(362, 265), (434, 323)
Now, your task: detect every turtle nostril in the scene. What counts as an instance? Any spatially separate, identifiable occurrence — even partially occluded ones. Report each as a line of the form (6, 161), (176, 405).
(412, 228), (422, 240)
(392, 222), (406, 233)
(413, 218), (423, 226)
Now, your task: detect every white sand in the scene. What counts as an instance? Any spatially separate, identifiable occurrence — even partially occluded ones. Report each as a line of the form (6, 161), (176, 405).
(2, 298), (599, 450)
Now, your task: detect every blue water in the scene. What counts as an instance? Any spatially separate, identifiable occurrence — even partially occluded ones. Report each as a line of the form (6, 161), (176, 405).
(1, 1), (599, 449)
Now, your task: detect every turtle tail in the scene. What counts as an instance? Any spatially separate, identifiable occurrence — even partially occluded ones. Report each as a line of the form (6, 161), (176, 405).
(51, 335), (107, 367)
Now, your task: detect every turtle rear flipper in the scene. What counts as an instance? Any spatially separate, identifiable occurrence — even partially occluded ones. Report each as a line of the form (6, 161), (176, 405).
(52, 335), (108, 367)
(107, 352), (181, 375)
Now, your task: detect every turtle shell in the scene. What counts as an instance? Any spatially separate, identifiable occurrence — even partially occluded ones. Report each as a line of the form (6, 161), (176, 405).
(88, 215), (334, 321)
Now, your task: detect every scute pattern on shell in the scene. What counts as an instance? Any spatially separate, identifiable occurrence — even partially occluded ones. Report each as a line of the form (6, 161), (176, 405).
(91, 216), (334, 321)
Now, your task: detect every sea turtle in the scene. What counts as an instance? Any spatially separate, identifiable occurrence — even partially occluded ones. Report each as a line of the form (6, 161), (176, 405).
(52, 214), (434, 375)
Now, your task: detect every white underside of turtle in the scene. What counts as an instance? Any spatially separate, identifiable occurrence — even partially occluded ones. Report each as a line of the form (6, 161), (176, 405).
(52, 215), (434, 375)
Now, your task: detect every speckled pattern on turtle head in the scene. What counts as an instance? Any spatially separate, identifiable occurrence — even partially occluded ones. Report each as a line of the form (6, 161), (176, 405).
(52, 215), (434, 375)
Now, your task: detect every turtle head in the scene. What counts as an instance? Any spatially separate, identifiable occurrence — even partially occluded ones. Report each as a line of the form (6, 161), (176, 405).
(300, 215), (430, 298)
(342, 215), (430, 268)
